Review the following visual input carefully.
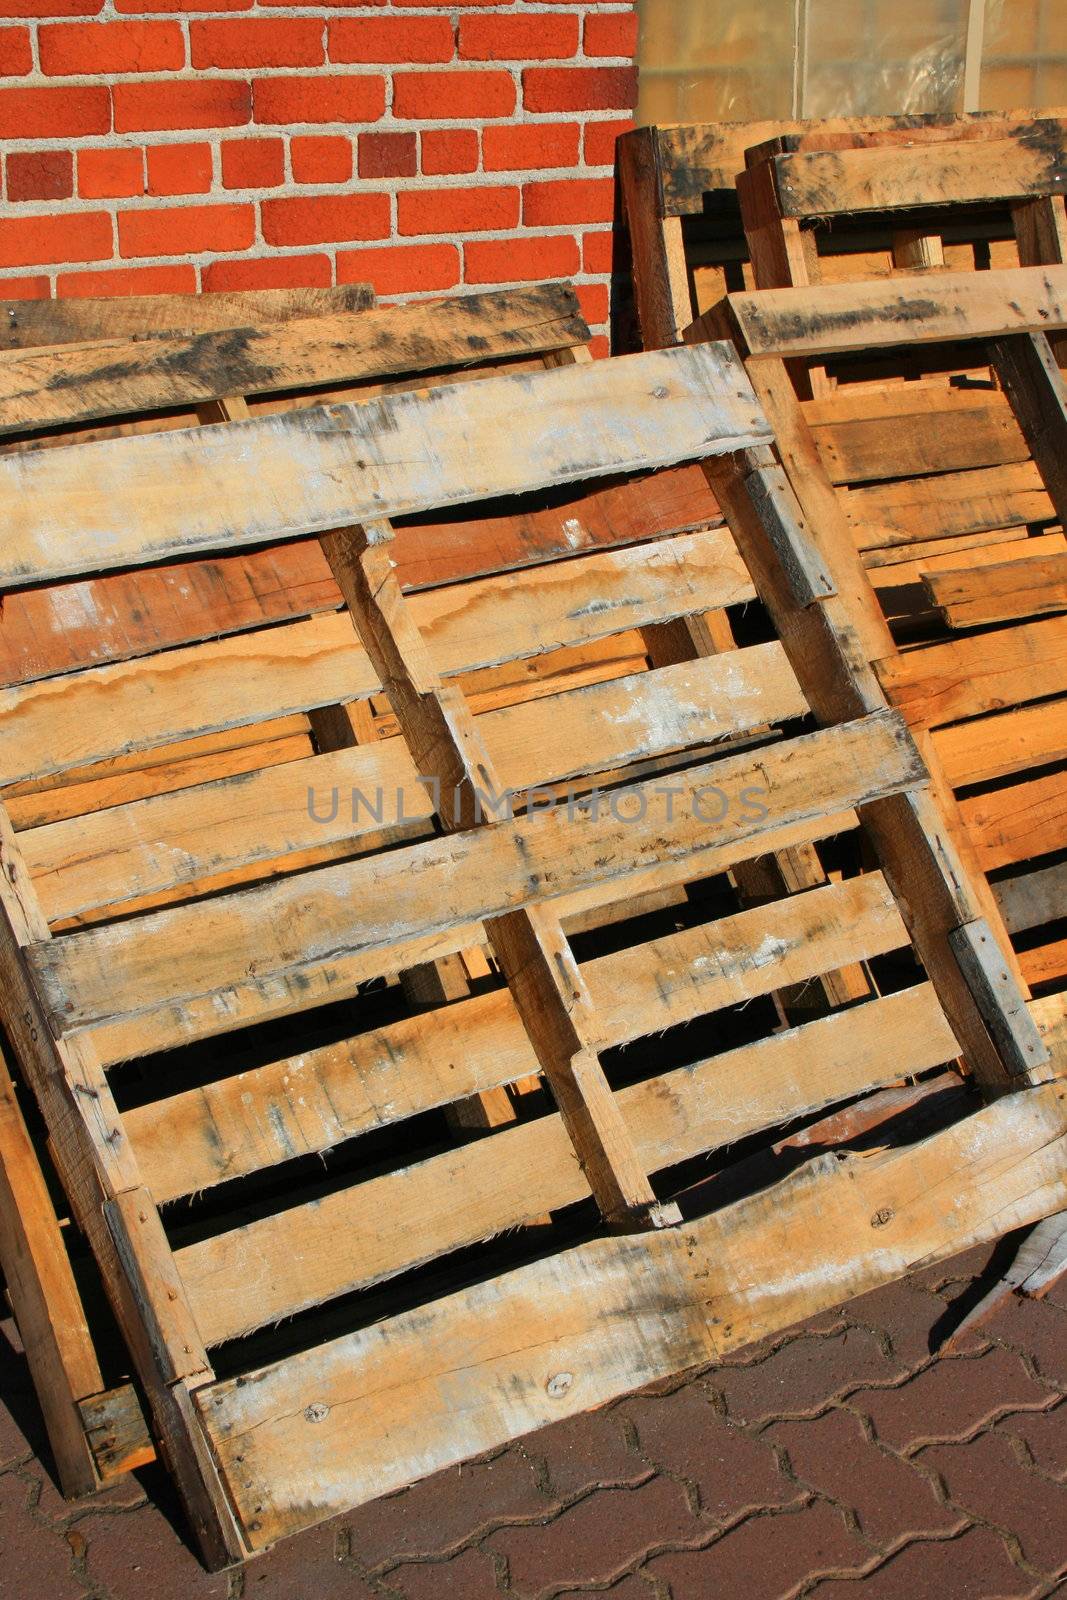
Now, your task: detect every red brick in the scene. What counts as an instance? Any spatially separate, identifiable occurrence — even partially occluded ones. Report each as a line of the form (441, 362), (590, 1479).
(769, 1409), (966, 1545)
(253, 73), (384, 126)
(523, 65), (637, 113)
(347, 1451), (546, 1570)
(0, 25), (31, 72)
(0, 209), (110, 267)
(392, 69), (514, 120)
(261, 191), (389, 247)
(190, 17), (322, 68)
(647, 1501), (873, 1599)
(853, 1346), (1059, 1454)
(146, 141), (212, 195)
(291, 134), (352, 183)
(624, 1385), (801, 1521)
(0, 273), (49, 298)
(38, 18), (183, 73)
(488, 1476), (699, 1593)
(582, 227), (613, 274)
(709, 1327), (901, 1426)
(482, 121), (579, 171)
(397, 1548), (506, 1600)
(358, 130), (416, 179)
(847, 1274), (980, 1370)
(523, 176), (614, 226)
(998, 1400), (1067, 1481)
(584, 10), (639, 59)
(6, 150), (73, 202)
(399, 183), (517, 236)
(202, 252), (330, 291)
(420, 127), (478, 175)
(57, 262), (194, 296)
(464, 232), (578, 283)
(221, 136), (284, 189)
(118, 202), (253, 258)
(584, 115), (635, 167)
(576, 281), (609, 326)
(0, 84), (108, 138)
(337, 241), (459, 296)
(328, 15), (454, 63)
(459, 12), (579, 60)
(0, 0), (100, 13)
(0, 1474), (89, 1600)
(78, 146), (144, 198)
(923, 1431), (1067, 1577)
(115, 0), (248, 9)
(810, 1525), (1043, 1600)
(69, 1495), (229, 1600)
(114, 79), (250, 133)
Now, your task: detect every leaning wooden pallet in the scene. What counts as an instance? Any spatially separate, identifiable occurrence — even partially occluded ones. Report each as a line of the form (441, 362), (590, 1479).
(706, 264), (1067, 997)
(619, 110), (1064, 349)
(0, 279), (613, 1499)
(0, 338), (1061, 1566)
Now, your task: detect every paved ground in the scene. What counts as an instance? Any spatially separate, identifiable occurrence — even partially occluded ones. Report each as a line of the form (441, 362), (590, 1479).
(1, 1241), (1065, 1599)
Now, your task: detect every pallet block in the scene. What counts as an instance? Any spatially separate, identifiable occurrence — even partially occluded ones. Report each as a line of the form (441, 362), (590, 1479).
(705, 263), (1067, 996)
(619, 110), (1065, 349)
(0, 334), (1060, 1565)
(0, 281), (606, 1500)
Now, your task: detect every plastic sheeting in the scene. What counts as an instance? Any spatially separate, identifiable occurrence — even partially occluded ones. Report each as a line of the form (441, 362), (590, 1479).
(636, 0), (1062, 125)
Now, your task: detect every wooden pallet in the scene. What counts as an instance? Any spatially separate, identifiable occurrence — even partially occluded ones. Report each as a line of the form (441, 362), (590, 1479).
(619, 111), (1064, 349)
(0, 280), (605, 1499)
(0, 334), (1060, 1565)
(707, 263), (1067, 996)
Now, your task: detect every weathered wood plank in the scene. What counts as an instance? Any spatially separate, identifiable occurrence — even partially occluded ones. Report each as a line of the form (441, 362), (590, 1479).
(177, 952), (944, 1347)
(0, 527), (748, 784)
(198, 1079), (1067, 1549)
(0, 285), (588, 436)
(960, 768), (1067, 871)
(725, 266), (1067, 361)
(875, 616), (1067, 730)
(0, 284), (375, 352)
(995, 861), (1067, 936)
(924, 551), (1067, 629)
(845, 462), (1052, 554)
(25, 642), (802, 924)
(0, 344), (769, 587)
(808, 385), (1029, 485)
(131, 880), (919, 1207)
(769, 132), (1067, 219)
(28, 711), (926, 1058)
(933, 698), (1067, 788)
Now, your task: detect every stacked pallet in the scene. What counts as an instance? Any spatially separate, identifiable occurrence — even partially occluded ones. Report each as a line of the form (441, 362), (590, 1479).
(4, 278), (1062, 1561)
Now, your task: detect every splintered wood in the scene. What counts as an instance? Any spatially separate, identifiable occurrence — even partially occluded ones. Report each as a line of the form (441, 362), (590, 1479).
(0, 322), (1061, 1567)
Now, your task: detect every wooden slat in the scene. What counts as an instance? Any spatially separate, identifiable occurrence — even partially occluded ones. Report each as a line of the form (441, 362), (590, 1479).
(769, 132), (1067, 219)
(197, 1078), (1067, 1550)
(995, 861), (1067, 935)
(876, 616), (1067, 730)
(177, 950), (942, 1346)
(27, 710), (926, 1059)
(0, 284), (375, 351)
(924, 551), (1067, 628)
(725, 265), (1067, 361)
(647, 113), (1059, 215)
(130, 877), (917, 1207)
(0, 344), (770, 587)
(961, 768), (1067, 871)
(808, 385), (1029, 485)
(845, 462), (1052, 554)
(0, 285), (588, 436)
(933, 699), (1067, 788)
(0, 526), (748, 785)
(24, 642), (803, 924)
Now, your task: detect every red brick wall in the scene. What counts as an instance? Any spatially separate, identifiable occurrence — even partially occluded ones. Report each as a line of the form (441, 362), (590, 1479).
(0, 3), (637, 350)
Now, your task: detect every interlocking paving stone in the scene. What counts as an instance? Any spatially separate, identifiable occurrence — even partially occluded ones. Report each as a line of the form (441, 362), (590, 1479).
(808, 1525), (1045, 1599)
(920, 1430), (1067, 1579)
(644, 1500), (873, 1599)
(851, 1346), (1059, 1453)
(0, 1256), (1064, 1597)
(767, 1408), (968, 1546)
(621, 1385), (802, 1521)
